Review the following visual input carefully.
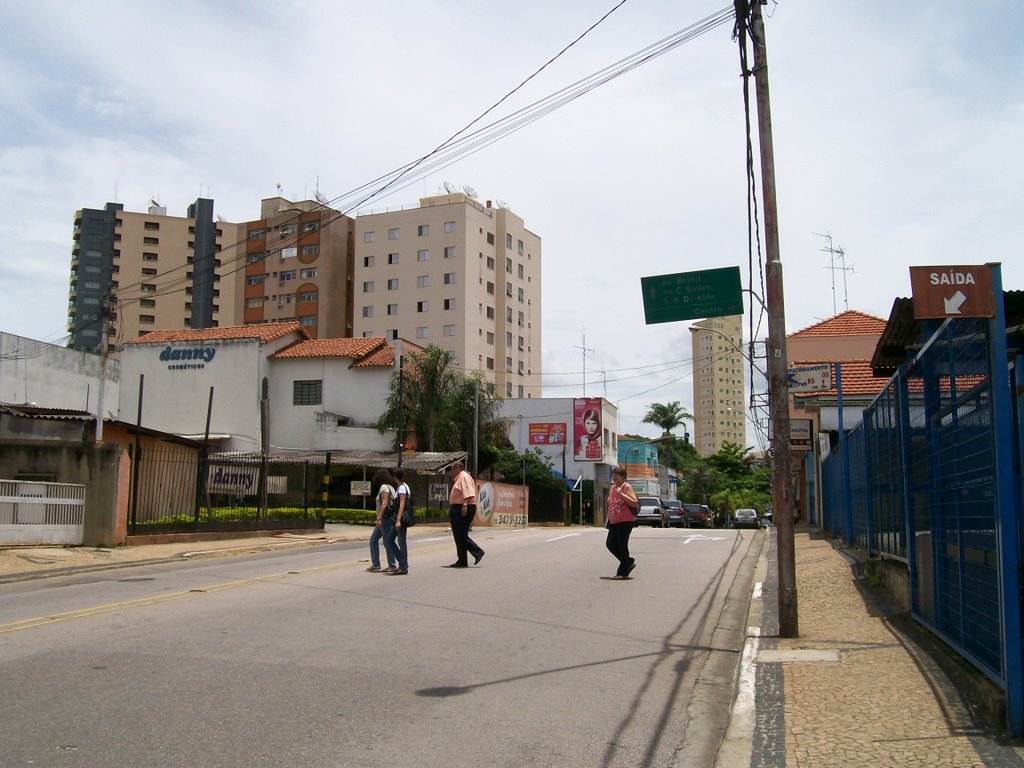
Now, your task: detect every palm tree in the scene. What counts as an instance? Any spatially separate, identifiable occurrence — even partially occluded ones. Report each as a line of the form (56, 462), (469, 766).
(642, 401), (693, 436)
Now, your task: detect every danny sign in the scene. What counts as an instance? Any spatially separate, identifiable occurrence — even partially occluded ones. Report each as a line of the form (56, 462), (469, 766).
(909, 265), (995, 319)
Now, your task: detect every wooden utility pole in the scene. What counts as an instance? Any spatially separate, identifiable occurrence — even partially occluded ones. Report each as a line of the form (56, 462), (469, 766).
(750, 0), (798, 637)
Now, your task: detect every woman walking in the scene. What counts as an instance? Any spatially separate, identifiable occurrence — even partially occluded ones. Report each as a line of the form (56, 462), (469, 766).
(606, 465), (638, 579)
(388, 468), (411, 575)
(367, 467), (399, 573)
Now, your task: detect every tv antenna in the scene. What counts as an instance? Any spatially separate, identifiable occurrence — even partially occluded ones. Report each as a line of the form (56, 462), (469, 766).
(275, 182), (283, 195)
(573, 331), (596, 397)
(813, 231), (854, 315)
(443, 181), (458, 194)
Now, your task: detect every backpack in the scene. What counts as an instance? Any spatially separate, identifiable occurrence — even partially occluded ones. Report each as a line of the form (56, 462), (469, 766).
(401, 485), (417, 526)
(382, 484), (399, 520)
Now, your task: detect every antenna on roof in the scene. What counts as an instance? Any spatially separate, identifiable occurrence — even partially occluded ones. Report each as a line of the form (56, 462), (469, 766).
(463, 185), (478, 198)
(314, 191), (329, 206)
(443, 181), (458, 194)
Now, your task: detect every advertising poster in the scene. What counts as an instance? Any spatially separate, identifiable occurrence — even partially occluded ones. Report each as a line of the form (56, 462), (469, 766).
(473, 481), (528, 528)
(573, 397), (603, 461)
(529, 422), (567, 445)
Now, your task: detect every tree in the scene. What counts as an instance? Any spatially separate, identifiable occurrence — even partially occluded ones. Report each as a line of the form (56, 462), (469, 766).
(376, 346), (507, 464)
(641, 401), (693, 436)
(491, 446), (566, 493)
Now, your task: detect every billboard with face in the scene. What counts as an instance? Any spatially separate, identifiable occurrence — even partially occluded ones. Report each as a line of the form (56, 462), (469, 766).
(573, 398), (602, 461)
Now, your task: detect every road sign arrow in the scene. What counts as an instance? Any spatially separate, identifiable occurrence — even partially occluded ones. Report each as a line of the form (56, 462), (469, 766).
(944, 290), (967, 314)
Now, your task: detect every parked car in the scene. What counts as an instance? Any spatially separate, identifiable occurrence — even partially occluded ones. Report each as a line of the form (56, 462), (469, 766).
(635, 496), (668, 527)
(682, 503), (713, 528)
(733, 508), (760, 529)
(661, 500), (686, 528)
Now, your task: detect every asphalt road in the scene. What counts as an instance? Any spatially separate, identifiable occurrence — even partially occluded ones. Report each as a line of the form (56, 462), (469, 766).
(0, 525), (762, 768)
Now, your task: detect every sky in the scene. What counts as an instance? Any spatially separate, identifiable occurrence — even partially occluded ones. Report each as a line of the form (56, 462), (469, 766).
(1, 1), (1021, 447)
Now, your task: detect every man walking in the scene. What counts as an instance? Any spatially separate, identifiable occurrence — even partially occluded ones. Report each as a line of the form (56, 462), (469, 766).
(447, 460), (485, 568)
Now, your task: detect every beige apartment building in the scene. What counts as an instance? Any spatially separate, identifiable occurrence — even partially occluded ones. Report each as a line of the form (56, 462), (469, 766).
(690, 314), (746, 456)
(69, 199), (242, 353)
(352, 192), (541, 398)
(238, 197), (354, 339)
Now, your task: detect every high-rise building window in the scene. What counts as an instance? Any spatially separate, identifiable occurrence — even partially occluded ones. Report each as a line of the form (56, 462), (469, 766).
(143, 252), (158, 261)
(300, 267), (317, 279)
(518, 239), (524, 255)
(363, 281), (374, 293)
(443, 324), (455, 337)
(387, 329), (398, 340)
(486, 256), (494, 269)
(387, 278), (399, 290)
(299, 316), (316, 327)
(443, 273), (455, 285)
(486, 233), (495, 245)
(418, 225), (429, 236)
(144, 222), (159, 231)
(246, 298), (263, 308)
(139, 314), (155, 323)
(299, 291), (317, 302)
(444, 298), (456, 310)
(486, 281), (495, 295)
(416, 327), (428, 339)
(417, 275), (428, 287)
(506, 233), (512, 248)
(141, 284), (156, 293)
(302, 221), (320, 232)
(506, 257), (513, 274)
(364, 255), (375, 267)
(388, 228), (399, 240)
(486, 357), (494, 370)
(280, 224), (298, 235)
(387, 304), (398, 315)
(249, 229), (265, 240)
(486, 332), (494, 345)
(417, 250), (429, 262)
(143, 237), (158, 245)
(364, 231), (375, 243)
(280, 270), (296, 283)
(282, 246), (297, 259)
(444, 221), (455, 233)
(301, 244), (318, 256)
(388, 253), (399, 265)
(362, 306), (373, 318)
(444, 246), (455, 259)
(417, 301), (428, 313)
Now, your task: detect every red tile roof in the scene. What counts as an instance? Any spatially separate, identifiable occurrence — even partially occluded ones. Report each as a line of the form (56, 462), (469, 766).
(125, 321), (306, 345)
(272, 336), (395, 367)
(790, 310), (888, 338)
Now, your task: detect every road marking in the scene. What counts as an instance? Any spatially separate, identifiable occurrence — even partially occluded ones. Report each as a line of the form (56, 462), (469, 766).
(682, 533), (727, 544)
(752, 580), (763, 600)
(545, 533), (581, 542)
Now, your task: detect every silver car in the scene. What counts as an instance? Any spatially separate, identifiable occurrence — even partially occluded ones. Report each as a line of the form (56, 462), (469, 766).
(733, 508), (760, 529)
(635, 496), (668, 527)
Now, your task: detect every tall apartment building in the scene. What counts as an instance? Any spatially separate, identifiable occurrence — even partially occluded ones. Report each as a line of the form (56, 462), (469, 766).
(69, 199), (241, 353)
(351, 192), (541, 398)
(691, 315), (746, 456)
(237, 197), (355, 339)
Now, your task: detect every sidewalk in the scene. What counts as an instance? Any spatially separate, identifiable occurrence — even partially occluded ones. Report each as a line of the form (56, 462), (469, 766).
(0, 523), (382, 583)
(718, 526), (1024, 768)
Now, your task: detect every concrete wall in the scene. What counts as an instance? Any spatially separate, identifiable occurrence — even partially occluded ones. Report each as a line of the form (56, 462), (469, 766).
(0, 332), (119, 417)
(0, 440), (127, 547)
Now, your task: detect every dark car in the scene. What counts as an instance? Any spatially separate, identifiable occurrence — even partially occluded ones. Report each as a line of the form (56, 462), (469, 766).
(682, 503), (713, 528)
(662, 500), (686, 528)
(733, 508), (760, 529)
(635, 496), (668, 527)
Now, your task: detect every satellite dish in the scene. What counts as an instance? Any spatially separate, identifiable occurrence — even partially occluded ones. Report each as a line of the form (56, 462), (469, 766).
(496, 199), (509, 210)
(275, 183), (283, 194)
(315, 191), (329, 205)
(149, 198), (160, 207)
(443, 181), (458, 194)
(216, 214), (227, 222)
(463, 185), (478, 198)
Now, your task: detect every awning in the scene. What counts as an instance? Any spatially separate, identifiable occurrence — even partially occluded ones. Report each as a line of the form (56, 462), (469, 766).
(207, 448), (468, 474)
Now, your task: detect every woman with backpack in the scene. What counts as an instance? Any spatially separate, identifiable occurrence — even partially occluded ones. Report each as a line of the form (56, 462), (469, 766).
(388, 468), (411, 575)
(367, 467), (399, 573)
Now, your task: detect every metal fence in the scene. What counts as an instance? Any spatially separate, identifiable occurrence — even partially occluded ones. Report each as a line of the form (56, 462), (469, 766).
(820, 311), (1023, 734)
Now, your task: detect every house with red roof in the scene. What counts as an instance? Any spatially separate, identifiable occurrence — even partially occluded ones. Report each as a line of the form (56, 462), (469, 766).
(119, 322), (415, 453)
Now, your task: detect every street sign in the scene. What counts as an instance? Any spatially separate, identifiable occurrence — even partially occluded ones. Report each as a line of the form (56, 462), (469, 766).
(909, 265), (995, 319)
(786, 364), (832, 392)
(641, 266), (743, 325)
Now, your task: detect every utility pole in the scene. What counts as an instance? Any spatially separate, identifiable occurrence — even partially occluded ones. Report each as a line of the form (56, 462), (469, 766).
(94, 292), (115, 443)
(749, 0), (798, 637)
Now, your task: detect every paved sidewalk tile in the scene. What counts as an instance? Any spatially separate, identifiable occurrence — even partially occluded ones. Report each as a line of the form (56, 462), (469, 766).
(747, 529), (1024, 768)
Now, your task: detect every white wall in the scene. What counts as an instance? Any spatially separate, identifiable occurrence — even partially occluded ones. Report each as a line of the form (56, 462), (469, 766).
(499, 397), (619, 482)
(268, 356), (394, 450)
(0, 333), (119, 417)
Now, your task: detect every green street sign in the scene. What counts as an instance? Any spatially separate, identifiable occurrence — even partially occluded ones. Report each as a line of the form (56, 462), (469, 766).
(641, 266), (744, 324)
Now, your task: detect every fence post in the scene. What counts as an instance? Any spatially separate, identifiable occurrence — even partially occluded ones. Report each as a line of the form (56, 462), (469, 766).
(836, 364), (854, 545)
(897, 365), (917, 611)
(987, 264), (1023, 736)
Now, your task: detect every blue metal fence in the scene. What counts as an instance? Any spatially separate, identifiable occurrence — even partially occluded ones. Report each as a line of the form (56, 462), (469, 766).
(818, 301), (1023, 734)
